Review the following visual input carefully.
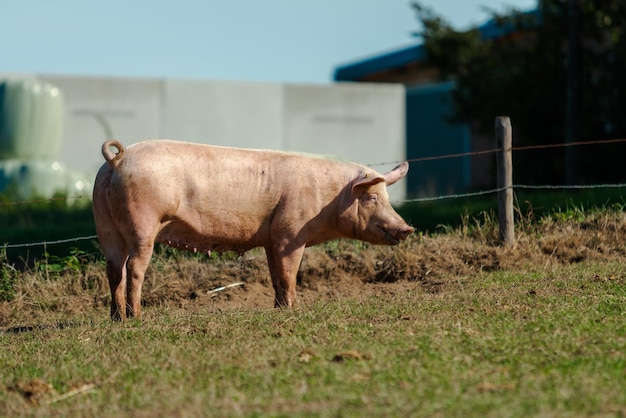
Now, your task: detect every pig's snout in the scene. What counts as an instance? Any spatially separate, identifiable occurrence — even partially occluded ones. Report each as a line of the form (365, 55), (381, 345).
(397, 225), (415, 241)
(379, 224), (415, 244)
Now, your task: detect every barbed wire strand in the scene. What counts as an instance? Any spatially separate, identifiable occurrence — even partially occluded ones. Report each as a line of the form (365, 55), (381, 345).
(0, 195), (90, 207)
(513, 138), (626, 152)
(369, 137), (626, 167)
(396, 183), (626, 204)
(3, 235), (98, 249)
(400, 187), (508, 203)
(514, 183), (626, 190)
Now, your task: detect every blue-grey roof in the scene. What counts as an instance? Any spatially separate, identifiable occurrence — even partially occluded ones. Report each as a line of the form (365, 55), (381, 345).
(334, 44), (427, 82)
(333, 9), (539, 82)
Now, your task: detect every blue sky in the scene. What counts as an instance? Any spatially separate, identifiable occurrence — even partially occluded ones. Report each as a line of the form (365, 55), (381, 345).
(1, 0), (536, 83)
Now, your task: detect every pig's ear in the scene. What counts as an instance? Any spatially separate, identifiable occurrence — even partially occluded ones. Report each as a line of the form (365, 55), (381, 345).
(353, 172), (385, 191)
(383, 162), (409, 186)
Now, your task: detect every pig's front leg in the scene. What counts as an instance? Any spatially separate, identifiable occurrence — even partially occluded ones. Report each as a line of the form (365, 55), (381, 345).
(265, 243), (305, 307)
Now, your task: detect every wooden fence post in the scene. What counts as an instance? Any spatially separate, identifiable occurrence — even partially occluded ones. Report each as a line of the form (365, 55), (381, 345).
(496, 116), (514, 247)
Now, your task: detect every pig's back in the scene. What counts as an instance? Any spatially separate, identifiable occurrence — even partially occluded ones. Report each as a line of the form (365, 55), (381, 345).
(107, 140), (363, 250)
(116, 141), (283, 244)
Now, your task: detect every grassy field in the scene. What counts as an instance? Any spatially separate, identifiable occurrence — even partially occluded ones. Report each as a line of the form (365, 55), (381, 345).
(1, 198), (626, 416)
(1, 253), (625, 415)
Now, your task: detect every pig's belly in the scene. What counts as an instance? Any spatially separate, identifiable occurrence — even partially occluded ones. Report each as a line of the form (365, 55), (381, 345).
(155, 219), (264, 255)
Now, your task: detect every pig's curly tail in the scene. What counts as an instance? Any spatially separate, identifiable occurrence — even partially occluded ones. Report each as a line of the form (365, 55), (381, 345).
(102, 140), (125, 166)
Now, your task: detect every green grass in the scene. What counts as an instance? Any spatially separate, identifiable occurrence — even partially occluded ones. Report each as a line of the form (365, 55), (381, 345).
(1, 261), (625, 417)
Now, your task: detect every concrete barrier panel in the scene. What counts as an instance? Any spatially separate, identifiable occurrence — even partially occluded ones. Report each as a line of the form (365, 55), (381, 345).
(284, 83), (406, 201)
(162, 80), (283, 149)
(40, 75), (162, 175)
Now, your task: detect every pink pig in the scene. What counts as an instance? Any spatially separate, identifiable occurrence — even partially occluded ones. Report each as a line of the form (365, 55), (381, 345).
(92, 139), (414, 320)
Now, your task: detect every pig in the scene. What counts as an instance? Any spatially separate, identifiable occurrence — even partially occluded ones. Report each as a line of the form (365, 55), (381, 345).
(92, 139), (414, 320)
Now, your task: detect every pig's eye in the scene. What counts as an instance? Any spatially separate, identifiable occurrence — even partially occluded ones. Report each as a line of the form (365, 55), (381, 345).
(366, 194), (378, 204)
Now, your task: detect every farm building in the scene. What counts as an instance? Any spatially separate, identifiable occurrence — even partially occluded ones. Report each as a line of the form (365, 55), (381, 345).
(333, 10), (538, 197)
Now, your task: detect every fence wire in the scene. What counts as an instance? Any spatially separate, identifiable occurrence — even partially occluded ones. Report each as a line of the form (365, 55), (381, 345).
(0, 195), (90, 207)
(368, 137), (626, 167)
(400, 183), (626, 204)
(3, 235), (98, 249)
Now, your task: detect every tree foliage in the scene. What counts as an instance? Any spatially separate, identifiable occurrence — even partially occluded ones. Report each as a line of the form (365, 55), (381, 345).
(412, 0), (626, 184)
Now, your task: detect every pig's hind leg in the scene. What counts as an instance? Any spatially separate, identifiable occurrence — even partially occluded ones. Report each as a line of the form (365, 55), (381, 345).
(125, 236), (155, 319)
(99, 232), (129, 321)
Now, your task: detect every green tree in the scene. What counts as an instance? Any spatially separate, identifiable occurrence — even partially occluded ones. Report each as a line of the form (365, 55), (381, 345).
(412, 0), (626, 185)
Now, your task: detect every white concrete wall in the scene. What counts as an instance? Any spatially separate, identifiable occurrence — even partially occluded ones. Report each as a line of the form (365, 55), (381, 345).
(0, 74), (406, 201)
(283, 83), (406, 200)
(162, 80), (284, 149)
(39, 75), (162, 174)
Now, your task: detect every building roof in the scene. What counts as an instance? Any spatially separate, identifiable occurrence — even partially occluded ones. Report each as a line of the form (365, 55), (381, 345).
(333, 9), (538, 82)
